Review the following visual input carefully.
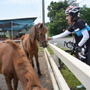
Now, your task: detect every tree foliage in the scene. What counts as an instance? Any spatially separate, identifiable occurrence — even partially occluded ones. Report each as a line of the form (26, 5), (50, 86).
(47, 0), (90, 36)
(80, 5), (90, 25)
(47, 0), (69, 36)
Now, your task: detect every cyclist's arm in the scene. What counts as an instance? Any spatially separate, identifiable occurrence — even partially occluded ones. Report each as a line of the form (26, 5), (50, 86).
(52, 30), (71, 39)
(78, 30), (89, 47)
(77, 19), (89, 47)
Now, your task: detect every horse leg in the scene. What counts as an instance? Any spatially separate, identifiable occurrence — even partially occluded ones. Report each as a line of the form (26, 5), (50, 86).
(35, 54), (42, 76)
(25, 50), (29, 59)
(5, 76), (13, 90)
(24, 82), (32, 90)
(29, 55), (34, 68)
(13, 78), (18, 90)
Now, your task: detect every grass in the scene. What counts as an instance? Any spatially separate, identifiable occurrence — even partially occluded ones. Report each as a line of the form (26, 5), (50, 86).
(38, 46), (44, 52)
(38, 46), (54, 54)
(47, 46), (85, 90)
(60, 65), (85, 90)
(46, 46), (54, 54)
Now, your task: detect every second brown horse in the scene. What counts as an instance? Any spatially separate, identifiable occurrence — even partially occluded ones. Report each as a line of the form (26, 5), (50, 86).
(21, 23), (48, 76)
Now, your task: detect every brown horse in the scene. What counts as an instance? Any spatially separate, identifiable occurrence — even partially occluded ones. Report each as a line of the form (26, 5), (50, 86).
(21, 23), (48, 76)
(0, 40), (48, 90)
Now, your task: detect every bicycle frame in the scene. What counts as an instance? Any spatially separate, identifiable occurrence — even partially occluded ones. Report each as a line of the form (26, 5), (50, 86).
(64, 41), (86, 61)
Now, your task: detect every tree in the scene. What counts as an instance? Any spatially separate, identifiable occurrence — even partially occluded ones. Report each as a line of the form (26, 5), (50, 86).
(47, 0), (90, 36)
(80, 5), (90, 25)
(47, 0), (69, 36)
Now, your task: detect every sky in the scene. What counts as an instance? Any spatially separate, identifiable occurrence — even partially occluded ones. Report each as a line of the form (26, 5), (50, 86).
(0, 0), (90, 24)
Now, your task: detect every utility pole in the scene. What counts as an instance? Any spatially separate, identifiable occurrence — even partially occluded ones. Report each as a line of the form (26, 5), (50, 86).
(11, 20), (13, 39)
(42, 0), (45, 24)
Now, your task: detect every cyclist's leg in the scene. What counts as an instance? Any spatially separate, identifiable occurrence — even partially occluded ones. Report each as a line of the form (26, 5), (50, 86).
(86, 47), (90, 66)
(82, 47), (88, 64)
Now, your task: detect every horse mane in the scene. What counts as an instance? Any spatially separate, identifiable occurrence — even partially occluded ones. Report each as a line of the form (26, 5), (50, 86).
(28, 24), (38, 43)
(36, 23), (48, 34)
(29, 23), (46, 37)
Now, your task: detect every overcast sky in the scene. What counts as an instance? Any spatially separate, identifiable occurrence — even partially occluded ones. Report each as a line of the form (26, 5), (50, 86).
(0, 0), (90, 24)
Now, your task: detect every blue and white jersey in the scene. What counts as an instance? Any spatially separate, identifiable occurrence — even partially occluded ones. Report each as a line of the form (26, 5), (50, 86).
(73, 23), (90, 36)
(68, 18), (90, 46)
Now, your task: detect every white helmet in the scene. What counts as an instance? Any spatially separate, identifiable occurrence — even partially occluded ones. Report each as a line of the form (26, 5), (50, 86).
(65, 6), (80, 15)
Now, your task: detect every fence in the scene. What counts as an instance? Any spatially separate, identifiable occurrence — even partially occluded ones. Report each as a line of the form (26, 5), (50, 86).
(44, 42), (90, 90)
(0, 40), (21, 43)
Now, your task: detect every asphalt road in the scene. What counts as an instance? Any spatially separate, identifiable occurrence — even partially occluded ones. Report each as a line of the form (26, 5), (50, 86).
(49, 37), (75, 48)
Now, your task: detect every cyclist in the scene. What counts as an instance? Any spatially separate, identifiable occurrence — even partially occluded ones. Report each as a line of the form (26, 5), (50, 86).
(47, 6), (90, 66)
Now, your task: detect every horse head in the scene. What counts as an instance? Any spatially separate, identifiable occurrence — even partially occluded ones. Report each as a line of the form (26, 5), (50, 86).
(29, 23), (48, 48)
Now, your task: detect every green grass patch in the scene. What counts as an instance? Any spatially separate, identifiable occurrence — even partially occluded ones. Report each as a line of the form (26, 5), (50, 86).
(38, 46), (44, 52)
(38, 46), (54, 54)
(47, 46), (54, 54)
(60, 65), (85, 90)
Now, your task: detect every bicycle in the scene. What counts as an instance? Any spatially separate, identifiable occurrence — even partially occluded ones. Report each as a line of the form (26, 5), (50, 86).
(58, 41), (86, 70)
(64, 41), (74, 49)
(64, 41), (86, 62)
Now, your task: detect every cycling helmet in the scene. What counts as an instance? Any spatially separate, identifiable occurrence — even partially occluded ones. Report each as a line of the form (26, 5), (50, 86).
(65, 6), (80, 16)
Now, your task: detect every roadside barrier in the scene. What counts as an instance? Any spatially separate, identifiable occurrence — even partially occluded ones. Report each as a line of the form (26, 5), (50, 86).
(44, 42), (90, 90)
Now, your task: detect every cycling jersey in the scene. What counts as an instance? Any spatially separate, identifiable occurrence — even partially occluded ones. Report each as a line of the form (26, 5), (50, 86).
(68, 18), (90, 47)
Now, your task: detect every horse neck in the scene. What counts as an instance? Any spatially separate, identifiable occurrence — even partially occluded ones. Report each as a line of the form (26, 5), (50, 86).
(28, 37), (38, 46)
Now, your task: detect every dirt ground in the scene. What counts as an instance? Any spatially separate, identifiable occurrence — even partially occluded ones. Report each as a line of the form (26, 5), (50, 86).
(0, 51), (53, 90)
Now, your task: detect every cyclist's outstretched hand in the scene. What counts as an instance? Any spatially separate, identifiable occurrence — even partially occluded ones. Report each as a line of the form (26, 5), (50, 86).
(47, 37), (53, 40)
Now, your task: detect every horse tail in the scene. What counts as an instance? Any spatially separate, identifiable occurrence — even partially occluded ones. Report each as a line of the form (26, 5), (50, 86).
(5, 39), (20, 50)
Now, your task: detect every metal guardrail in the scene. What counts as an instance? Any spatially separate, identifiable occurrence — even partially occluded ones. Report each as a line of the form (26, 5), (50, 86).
(44, 49), (59, 90)
(44, 48), (70, 90)
(45, 42), (90, 90)
(0, 40), (21, 43)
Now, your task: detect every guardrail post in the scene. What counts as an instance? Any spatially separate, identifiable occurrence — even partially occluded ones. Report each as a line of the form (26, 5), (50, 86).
(44, 48), (70, 90)
(53, 43), (60, 67)
(44, 49), (59, 90)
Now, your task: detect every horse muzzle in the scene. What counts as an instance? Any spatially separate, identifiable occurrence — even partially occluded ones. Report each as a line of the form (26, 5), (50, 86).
(42, 44), (48, 48)
(39, 40), (48, 48)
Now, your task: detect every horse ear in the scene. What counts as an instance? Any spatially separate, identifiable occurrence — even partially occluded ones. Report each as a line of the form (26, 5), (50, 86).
(38, 23), (44, 29)
(29, 26), (35, 43)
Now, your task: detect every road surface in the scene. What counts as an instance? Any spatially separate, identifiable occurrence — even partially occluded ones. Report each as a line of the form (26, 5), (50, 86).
(49, 37), (74, 49)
